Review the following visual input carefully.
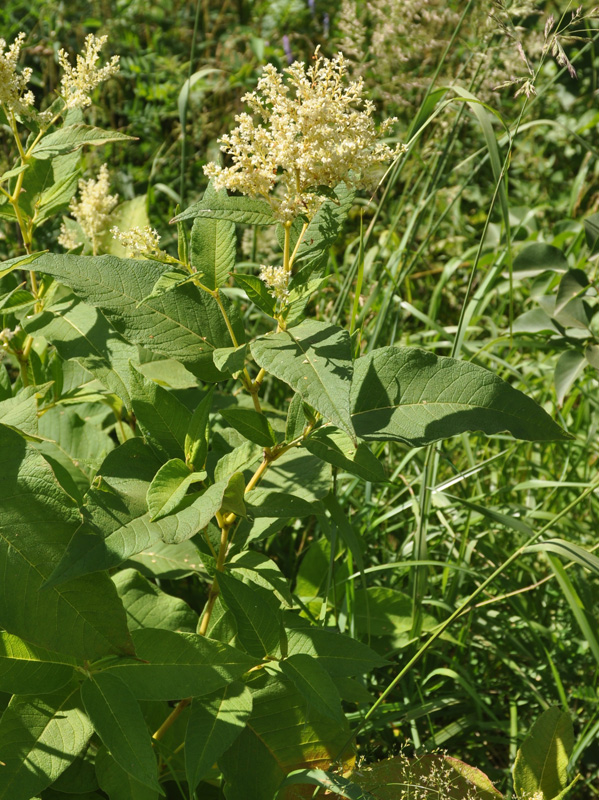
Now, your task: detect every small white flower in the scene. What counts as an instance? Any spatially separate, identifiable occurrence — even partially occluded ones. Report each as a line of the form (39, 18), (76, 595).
(0, 325), (21, 344)
(111, 225), (161, 258)
(58, 34), (120, 109)
(0, 33), (35, 116)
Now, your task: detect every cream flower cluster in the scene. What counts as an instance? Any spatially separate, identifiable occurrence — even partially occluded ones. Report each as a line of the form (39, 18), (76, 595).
(259, 264), (290, 300)
(58, 165), (118, 251)
(204, 49), (403, 221)
(111, 225), (161, 258)
(58, 34), (120, 110)
(0, 33), (35, 116)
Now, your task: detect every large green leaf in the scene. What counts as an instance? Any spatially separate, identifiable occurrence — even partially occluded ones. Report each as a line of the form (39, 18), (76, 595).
(251, 320), (354, 436)
(81, 672), (162, 793)
(0, 424), (134, 661)
(513, 707), (574, 800)
(0, 632), (76, 695)
(185, 681), (253, 791)
(129, 365), (192, 459)
(219, 671), (352, 800)
(0, 384), (44, 437)
(279, 654), (345, 722)
(146, 458), (206, 521)
(351, 347), (570, 445)
(285, 620), (388, 676)
(30, 254), (242, 381)
(0, 684), (93, 800)
(304, 428), (385, 482)
(106, 628), (259, 700)
(112, 568), (199, 633)
(31, 124), (135, 159)
(23, 296), (137, 408)
(217, 572), (282, 658)
(190, 216), (236, 290)
(95, 747), (159, 800)
(172, 184), (275, 225)
(44, 439), (202, 586)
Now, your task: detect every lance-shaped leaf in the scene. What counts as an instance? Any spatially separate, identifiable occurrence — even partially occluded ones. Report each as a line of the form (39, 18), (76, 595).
(233, 273), (276, 316)
(285, 621), (388, 676)
(185, 681), (253, 792)
(147, 458), (206, 521)
(112, 568), (199, 633)
(525, 538), (599, 576)
(0, 251), (45, 280)
(172, 184), (275, 225)
(95, 746), (159, 800)
(0, 684), (93, 800)
(513, 707), (574, 800)
(220, 407), (277, 447)
(31, 124), (135, 159)
(106, 628), (259, 700)
(217, 572), (282, 658)
(0, 424), (134, 661)
(43, 439), (203, 587)
(251, 320), (354, 437)
(279, 654), (345, 722)
(81, 672), (162, 794)
(126, 538), (205, 580)
(351, 347), (570, 445)
(219, 671), (353, 800)
(23, 296), (137, 408)
(304, 427), (385, 482)
(190, 216), (236, 290)
(29, 254), (242, 382)
(185, 389), (213, 469)
(0, 632), (76, 695)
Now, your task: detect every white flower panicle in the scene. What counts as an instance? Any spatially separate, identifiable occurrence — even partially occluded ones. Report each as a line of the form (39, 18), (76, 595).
(0, 33), (35, 116)
(204, 48), (403, 221)
(111, 225), (161, 258)
(58, 34), (120, 109)
(259, 264), (290, 301)
(58, 165), (118, 250)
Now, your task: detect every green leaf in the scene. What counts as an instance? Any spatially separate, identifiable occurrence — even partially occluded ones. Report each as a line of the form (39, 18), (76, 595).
(81, 672), (162, 794)
(185, 681), (253, 791)
(190, 217), (236, 290)
(106, 628), (259, 700)
(184, 388), (213, 469)
(146, 458), (206, 521)
(513, 707), (574, 800)
(129, 365), (192, 459)
(43, 439), (203, 586)
(95, 746), (159, 800)
(213, 344), (247, 374)
(513, 308), (562, 335)
(221, 471), (247, 516)
(0, 424), (134, 661)
(0, 383), (45, 436)
(304, 427), (385, 482)
(233, 273), (276, 316)
(285, 392), (309, 442)
(251, 320), (354, 437)
(584, 211), (599, 255)
(525, 538), (599, 577)
(217, 572), (282, 658)
(112, 568), (199, 632)
(220, 407), (277, 447)
(0, 251), (45, 280)
(31, 124), (135, 159)
(172, 185), (275, 225)
(23, 295), (138, 408)
(0, 685), (93, 800)
(278, 769), (375, 800)
(279, 654), (345, 722)
(126, 538), (204, 579)
(285, 620), (388, 676)
(351, 347), (571, 445)
(219, 671), (352, 800)
(0, 632), (75, 695)
(30, 254), (242, 382)
(229, 551), (293, 605)
(136, 270), (196, 306)
(554, 350), (586, 406)
(513, 243), (569, 277)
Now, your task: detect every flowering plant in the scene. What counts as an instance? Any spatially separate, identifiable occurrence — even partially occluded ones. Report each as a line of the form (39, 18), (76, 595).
(0, 36), (573, 800)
